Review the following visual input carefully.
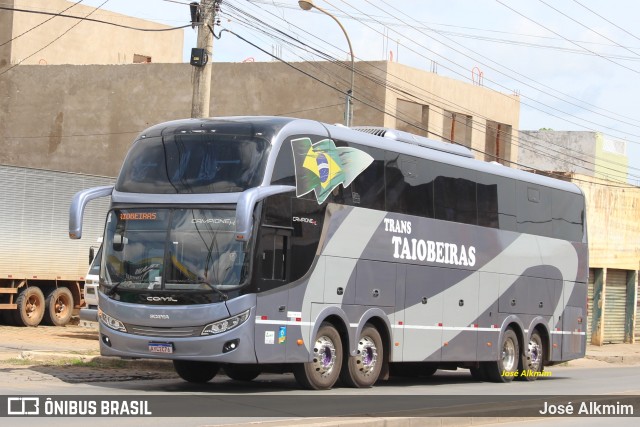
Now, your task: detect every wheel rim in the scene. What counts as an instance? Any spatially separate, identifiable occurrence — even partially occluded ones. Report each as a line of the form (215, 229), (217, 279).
(356, 336), (378, 376)
(25, 294), (41, 319)
(528, 338), (542, 372)
(53, 293), (71, 319)
(502, 337), (516, 371)
(312, 336), (337, 377)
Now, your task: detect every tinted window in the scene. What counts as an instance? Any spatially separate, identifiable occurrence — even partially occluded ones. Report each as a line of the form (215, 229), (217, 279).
(117, 134), (268, 194)
(271, 140), (296, 186)
(552, 189), (584, 241)
(263, 194), (292, 228)
(434, 166), (477, 225)
(385, 153), (434, 217)
(476, 174), (516, 231)
(348, 144), (385, 210)
(516, 182), (552, 237)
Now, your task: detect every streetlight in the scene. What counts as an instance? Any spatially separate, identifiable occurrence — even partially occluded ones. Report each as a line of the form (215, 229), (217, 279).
(298, 0), (354, 126)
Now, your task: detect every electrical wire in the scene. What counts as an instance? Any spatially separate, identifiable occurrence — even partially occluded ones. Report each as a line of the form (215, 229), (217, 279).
(222, 2), (640, 184)
(221, 2), (640, 186)
(0, 1), (84, 48)
(0, 6), (193, 32)
(219, 26), (637, 188)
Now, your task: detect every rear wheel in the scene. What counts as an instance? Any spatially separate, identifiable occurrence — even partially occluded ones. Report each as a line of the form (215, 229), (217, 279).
(43, 287), (74, 326)
(224, 364), (261, 381)
(517, 331), (545, 381)
(13, 287), (45, 327)
(484, 328), (519, 383)
(173, 360), (219, 383)
(294, 323), (342, 390)
(341, 324), (384, 388)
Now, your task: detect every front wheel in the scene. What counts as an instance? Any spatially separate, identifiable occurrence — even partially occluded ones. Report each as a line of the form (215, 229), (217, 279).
(484, 328), (520, 383)
(173, 360), (219, 383)
(293, 323), (342, 390)
(341, 324), (384, 388)
(43, 287), (74, 326)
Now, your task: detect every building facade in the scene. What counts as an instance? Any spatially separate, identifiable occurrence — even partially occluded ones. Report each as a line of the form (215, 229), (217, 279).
(1, 60), (520, 177)
(0, 0), (183, 68)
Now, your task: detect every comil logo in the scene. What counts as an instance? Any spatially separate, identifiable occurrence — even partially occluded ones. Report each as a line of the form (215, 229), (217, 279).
(8, 397), (40, 415)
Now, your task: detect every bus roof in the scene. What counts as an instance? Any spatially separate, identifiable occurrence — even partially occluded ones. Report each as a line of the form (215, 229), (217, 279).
(135, 116), (582, 196)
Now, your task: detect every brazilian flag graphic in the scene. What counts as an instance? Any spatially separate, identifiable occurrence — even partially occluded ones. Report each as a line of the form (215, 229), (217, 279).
(291, 137), (374, 204)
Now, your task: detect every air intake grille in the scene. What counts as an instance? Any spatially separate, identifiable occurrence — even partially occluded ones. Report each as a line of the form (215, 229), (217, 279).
(126, 324), (202, 338)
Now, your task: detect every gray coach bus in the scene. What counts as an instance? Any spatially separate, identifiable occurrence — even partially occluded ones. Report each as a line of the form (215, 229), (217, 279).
(69, 116), (588, 390)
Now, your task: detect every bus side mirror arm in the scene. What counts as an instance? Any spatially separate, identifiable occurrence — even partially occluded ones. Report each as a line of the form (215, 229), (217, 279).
(69, 185), (114, 240)
(236, 185), (295, 241)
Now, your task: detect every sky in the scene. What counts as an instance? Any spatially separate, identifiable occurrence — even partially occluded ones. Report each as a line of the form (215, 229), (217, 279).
(78, 0), (640, 183)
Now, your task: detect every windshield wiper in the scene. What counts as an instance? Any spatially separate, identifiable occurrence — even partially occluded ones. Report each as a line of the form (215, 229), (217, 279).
(105, 280), (132, 297)
(165, 280), (228, 301)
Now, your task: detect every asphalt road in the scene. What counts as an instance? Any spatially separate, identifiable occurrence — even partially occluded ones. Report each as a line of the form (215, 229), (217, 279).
(1, 363), (639, 426)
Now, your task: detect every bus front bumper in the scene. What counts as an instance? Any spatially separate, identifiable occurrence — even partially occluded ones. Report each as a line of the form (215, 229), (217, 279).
(97, 311), (258, 364)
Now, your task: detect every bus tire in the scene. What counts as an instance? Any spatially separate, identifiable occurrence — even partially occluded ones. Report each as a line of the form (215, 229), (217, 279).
(13, 287), (45, 327)
(484, 328), (519, 383)
(517, 330), (545, 381)
(341, 324), (383, 388)
(42, 287), (74, 326)
(224, 364), (261, 381)
(293, 322), (342, 390)
(173, 360), (219, 383)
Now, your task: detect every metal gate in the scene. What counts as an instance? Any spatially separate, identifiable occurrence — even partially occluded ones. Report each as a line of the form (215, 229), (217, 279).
(587, 269), (595, 344)
(603, 269), (628, 344)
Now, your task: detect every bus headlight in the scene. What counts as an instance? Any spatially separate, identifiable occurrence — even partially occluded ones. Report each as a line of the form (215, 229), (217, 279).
(98, 308), (127, 332)
(201, 310), (250, 336)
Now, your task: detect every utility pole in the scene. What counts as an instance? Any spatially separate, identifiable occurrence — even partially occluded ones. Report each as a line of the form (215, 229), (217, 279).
(191, 0), (217, 118)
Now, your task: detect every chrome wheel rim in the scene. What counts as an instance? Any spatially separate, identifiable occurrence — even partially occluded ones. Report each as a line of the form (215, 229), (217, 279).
(502, 337), (516, 371)
(311, 336), (336, 377)
(528, 338), (542, 372)
(356, 336), (378, 376)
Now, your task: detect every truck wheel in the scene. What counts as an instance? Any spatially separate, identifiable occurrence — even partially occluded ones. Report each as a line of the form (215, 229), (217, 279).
(13, 287), (45, 327)
(173, 360), (219, 383)
(293, 322), (342, 390)
(517, 330), (545, 381)
(340, 324), (383, 388)
(483, 328), (519, 383)
(43, 287), (74, 326)
(224, 364), (261, 381)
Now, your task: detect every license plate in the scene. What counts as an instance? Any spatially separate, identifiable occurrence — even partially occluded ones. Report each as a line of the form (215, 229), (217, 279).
(148, 342), (174, 354)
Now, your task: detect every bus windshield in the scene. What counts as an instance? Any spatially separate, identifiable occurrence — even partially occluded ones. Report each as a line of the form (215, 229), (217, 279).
(100, 209), (249, 295)
(115, 133), (269, 194)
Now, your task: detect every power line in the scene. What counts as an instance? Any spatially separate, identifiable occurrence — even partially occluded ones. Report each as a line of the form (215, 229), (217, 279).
(357, 0), (640, 136)
(0, 0), (113, 77)
(0, 1), (84, 48)
(537, 0), (640, 60)
(223, 2), (640, 184)
(221, 25), (637, 188)
(573, 0), (640, 44)
(0, 5), (193, 32)
(495, 0), (640, 75)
